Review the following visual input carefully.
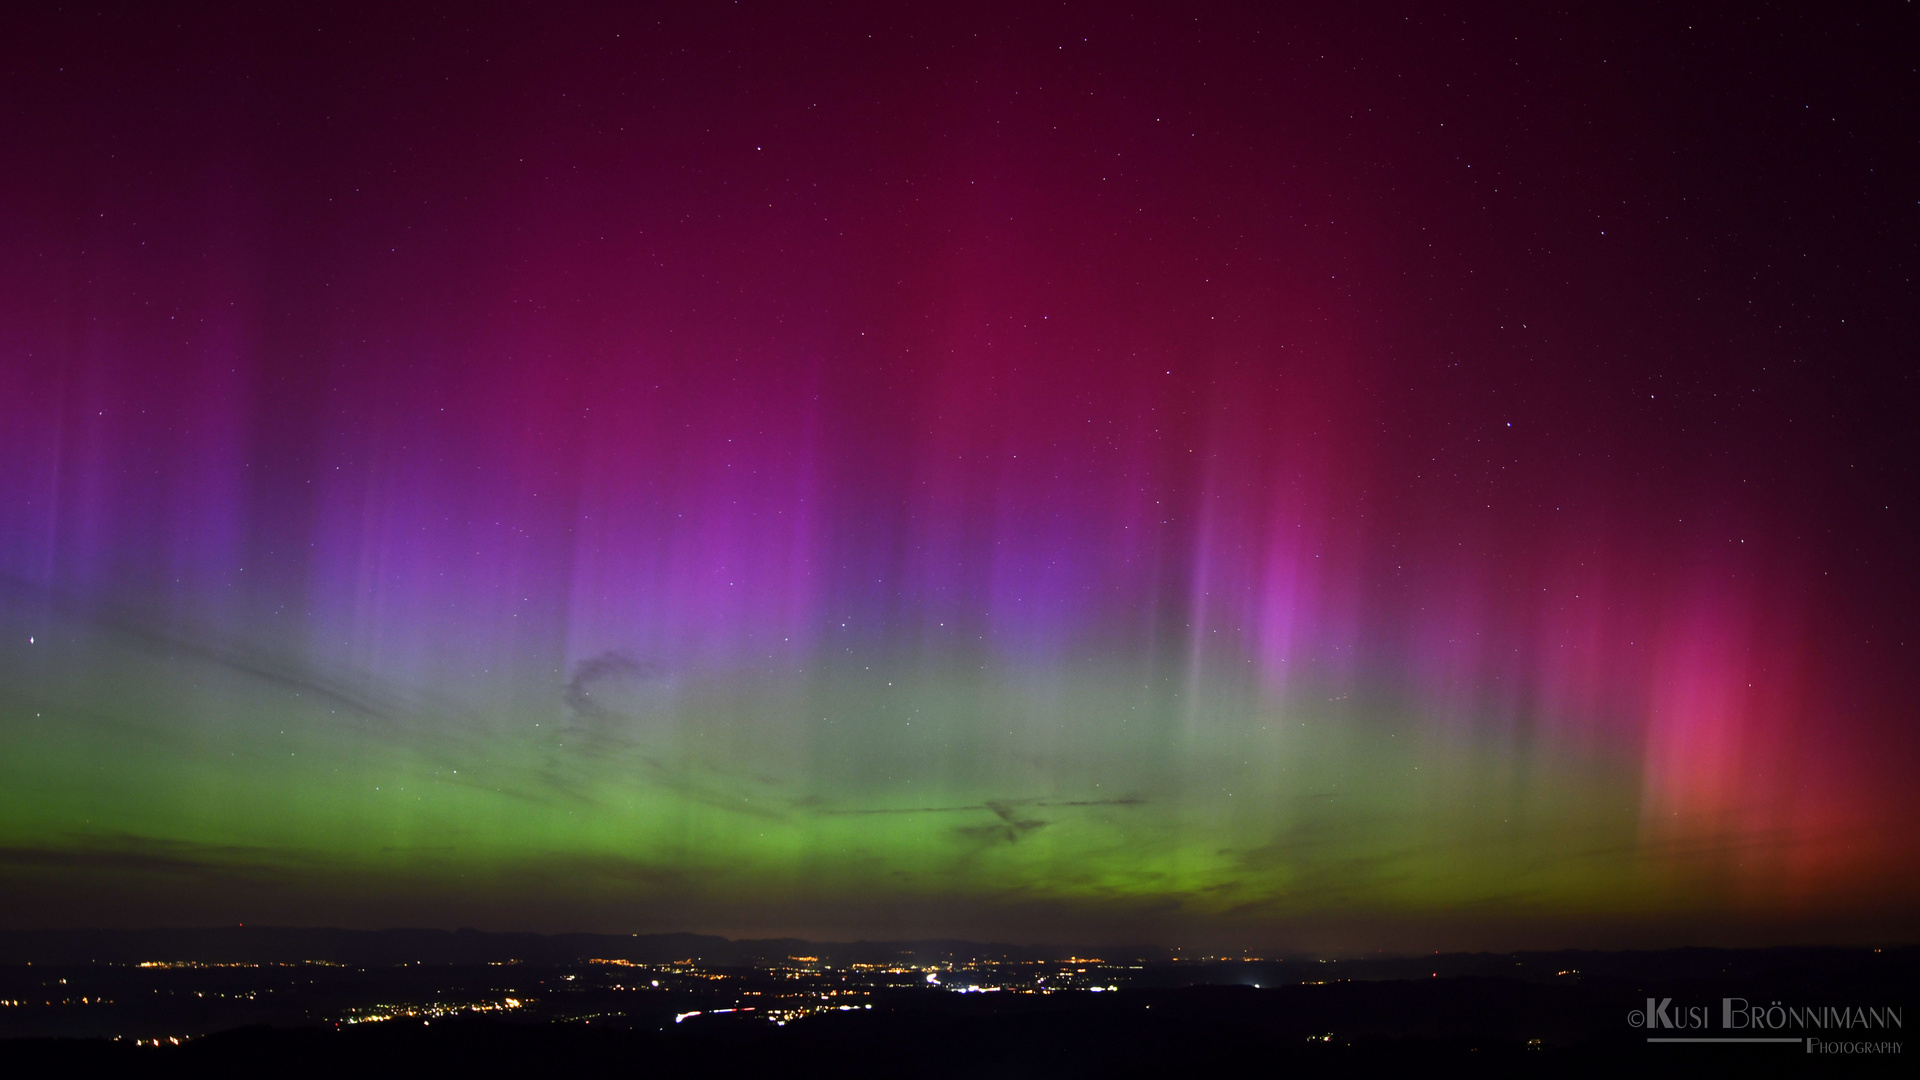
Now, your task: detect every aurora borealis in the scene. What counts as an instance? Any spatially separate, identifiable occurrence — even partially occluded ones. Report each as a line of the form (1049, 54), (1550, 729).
(1, 4), (1914, 952)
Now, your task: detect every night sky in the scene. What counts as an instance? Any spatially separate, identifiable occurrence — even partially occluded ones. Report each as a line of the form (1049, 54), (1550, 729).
(1, 3), (1914, 953)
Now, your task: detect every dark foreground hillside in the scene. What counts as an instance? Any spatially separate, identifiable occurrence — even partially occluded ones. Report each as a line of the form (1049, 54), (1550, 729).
(5, 968), (1912, 1079)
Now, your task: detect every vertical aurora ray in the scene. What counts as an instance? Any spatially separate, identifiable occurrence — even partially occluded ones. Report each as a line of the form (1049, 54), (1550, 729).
(0, 3), (1912, 949)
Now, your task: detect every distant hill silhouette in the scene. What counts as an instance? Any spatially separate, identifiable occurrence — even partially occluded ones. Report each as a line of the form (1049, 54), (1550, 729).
(0, 927), (1909, 984)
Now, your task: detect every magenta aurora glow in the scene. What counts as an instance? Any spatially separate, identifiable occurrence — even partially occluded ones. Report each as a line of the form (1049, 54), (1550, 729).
(0, 4), (1914, 952)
